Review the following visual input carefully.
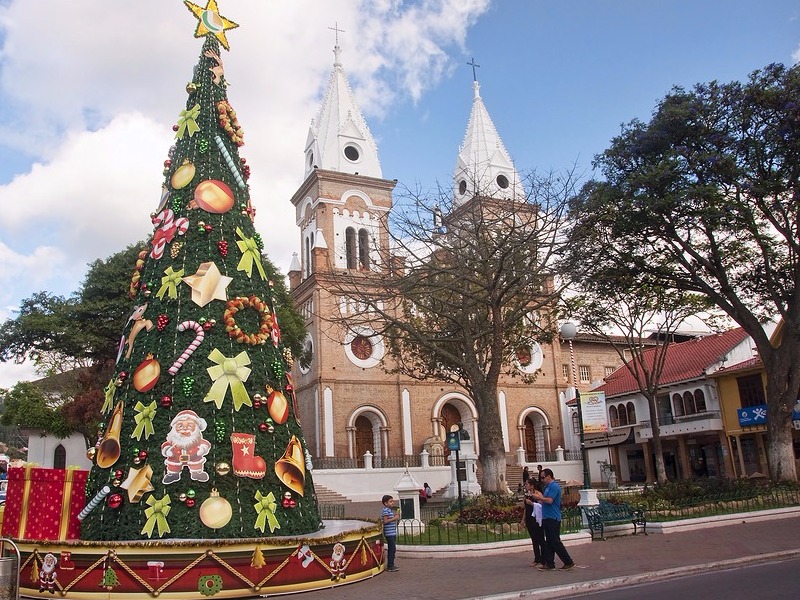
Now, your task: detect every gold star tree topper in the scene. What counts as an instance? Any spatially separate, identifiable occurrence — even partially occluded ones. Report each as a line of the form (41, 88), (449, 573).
(184, 0), (239, 50)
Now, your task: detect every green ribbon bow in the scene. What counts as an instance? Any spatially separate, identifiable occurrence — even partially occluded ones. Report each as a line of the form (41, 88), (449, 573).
(141, 494), (171, 538)
(204, 348), (252, 410)
(254, 491), (280, 534)
(131, 400), (157, 441)
(176, 103), (201, 139)
(235, 227), (266, 280)
(156, 266), (185, 300)
(102, 379), (116, 415)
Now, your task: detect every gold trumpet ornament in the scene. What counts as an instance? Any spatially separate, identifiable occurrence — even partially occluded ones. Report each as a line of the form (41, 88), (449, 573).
(275, 435), (306, 496)
(96, 402), (124, 468)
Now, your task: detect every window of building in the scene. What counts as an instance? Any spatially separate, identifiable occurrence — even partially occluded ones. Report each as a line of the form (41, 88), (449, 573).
(672, 393), (684, 417)
(683, 391), (696, 416)
(358, 228), (370, 270)
(694, 389), (706, 412)
(571, 412), (580, 435)
(609, 405), (619, 428)
(345, 227), (357, 269)
(53, 444), (67, 470)
(578, 365), (590, 383)
(562, 364), (570, 381)
(604, 366), (615, 378)
(617, 403), (628, 426)
(737, 374), (765, 408)
(626, 402), (636, 425)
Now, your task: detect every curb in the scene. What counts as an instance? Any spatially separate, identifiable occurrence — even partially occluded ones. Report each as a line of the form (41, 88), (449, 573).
(464, 549), (800, 600)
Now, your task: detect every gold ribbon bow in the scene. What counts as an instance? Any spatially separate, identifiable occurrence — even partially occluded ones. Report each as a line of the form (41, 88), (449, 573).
(156, 266), (185, 300)
(131, 400), (157, 440)
(175, 103), (201, 139)
(142, 494), (171, 538)
(204, 348), (252, 410)
(235, 227), (266, 280)
(254, 491), (280, 534)
(102, 379), (116, 415)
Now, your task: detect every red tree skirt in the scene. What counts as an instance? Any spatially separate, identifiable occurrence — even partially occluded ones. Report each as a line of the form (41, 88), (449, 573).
(13, 520), (384, 599)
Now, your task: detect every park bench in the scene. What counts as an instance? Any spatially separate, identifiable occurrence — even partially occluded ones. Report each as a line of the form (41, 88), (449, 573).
(582, 500), (647, 540)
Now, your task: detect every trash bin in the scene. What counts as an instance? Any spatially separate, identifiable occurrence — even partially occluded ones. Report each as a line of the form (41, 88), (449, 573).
(0, 539), (19, 600)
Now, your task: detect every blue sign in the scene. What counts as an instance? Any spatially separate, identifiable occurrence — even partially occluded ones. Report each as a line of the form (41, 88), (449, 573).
(738, 405), (767, 427)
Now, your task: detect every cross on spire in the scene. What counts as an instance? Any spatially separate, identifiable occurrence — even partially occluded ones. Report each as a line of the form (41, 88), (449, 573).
(467, 57), (480, 82)
(329, 22), (345, 46)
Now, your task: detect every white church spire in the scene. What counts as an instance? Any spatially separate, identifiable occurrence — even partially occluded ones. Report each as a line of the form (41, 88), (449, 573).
(304, 30), (382, 180)
(454, 60), (522, 205)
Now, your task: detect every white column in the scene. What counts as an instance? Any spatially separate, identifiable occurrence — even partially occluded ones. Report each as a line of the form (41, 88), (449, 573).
(498, 390), (510, 452)
(402, 388), (413, 455)
(323, 387), (334, 457)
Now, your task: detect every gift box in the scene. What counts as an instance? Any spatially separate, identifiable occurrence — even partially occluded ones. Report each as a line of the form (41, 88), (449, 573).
(1, 466), (87, 541)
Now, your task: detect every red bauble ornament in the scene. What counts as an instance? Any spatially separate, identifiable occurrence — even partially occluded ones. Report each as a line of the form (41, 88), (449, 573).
(202, 319), (215, 331)
(259, 422), (268, 433)
(253, 399), (261, 409)
(108, 493), (123, 509)
(164, 159), (172, 168)
(133, 354), (161, 392)
(156, 314), (169, 331)
(289, 499), (296, 508)
(161, 395), (173, 408)
(114, 469), (124, 480)
(138, 450), (148, 461)
(204, 224), (213, 232)
(218, 240), (229, 257)
(185, 498), (196, 508)
(172, 124), (179, 132)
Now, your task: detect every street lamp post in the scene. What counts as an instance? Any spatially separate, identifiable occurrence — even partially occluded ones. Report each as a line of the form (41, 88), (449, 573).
(559, 323), (599, 521)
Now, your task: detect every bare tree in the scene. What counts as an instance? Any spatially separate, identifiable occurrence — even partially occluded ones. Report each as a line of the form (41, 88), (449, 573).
(320, 169), (579, 492)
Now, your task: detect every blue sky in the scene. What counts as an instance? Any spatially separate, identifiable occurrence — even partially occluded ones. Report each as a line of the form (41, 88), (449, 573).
(0, 0), (797, 387)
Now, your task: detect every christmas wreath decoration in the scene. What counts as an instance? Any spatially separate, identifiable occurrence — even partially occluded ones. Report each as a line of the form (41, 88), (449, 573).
(224, 295), (273, 345)
(216, 100), (244, 146)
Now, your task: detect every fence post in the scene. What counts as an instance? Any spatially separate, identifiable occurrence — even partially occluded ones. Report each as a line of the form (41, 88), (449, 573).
(555, 446), (565, 462)
(363, 450), (373, 470)
(420, 449), (430, 469)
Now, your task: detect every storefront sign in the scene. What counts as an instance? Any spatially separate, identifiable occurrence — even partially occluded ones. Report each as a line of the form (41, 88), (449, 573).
(737, 405), (767, 426)
(581, 391), (609, 433)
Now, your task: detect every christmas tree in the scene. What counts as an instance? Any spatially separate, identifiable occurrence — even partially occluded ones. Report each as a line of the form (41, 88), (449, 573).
(80, 0), (321, 541)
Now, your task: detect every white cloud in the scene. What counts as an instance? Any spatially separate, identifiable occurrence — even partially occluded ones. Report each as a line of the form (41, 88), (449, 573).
(793, 44), (800, 65)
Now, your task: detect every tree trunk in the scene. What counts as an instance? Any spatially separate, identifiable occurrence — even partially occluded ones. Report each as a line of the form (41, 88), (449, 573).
(646, 393), (669, 484)
(472, 382), (508, 493)
(764, 345), (799, 481)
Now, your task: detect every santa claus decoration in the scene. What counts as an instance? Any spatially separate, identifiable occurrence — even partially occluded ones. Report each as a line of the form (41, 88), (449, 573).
(161, 410), (211, 484)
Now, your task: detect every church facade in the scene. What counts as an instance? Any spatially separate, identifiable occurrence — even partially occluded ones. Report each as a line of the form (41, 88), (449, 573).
(286, 43), (623, 471)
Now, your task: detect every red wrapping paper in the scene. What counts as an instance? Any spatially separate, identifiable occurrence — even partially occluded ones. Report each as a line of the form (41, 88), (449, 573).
(1, 466), (87, 540)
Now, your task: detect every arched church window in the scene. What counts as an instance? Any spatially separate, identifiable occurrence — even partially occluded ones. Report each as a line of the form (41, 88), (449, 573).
(458, 180), (467, 196)
(304, 236), (311, 277)
(683, 391), (695, 415)
(672, 393), (684, 417)
(54, 444), (67, 470)
(345, 227), (357, 269)
(358, 228), (370, 270)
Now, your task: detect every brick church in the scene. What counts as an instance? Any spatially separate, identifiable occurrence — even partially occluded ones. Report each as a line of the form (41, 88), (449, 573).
(287, 41), (622, 470)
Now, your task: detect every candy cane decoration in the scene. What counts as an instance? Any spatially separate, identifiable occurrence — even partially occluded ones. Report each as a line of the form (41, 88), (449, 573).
(168, 321), (205, 375)
(214, 135), (246, 188)
(78, 485), (111, 521)
(150, 208), (190, 259)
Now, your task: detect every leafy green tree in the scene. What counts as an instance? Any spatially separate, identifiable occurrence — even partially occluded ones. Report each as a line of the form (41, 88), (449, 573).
(564, 276), (715, 483)
(0, 382), (71, 439)
(566, 63), (800, 481)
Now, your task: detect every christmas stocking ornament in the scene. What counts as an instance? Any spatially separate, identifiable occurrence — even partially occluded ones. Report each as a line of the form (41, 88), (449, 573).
(230, 432), (267, 479)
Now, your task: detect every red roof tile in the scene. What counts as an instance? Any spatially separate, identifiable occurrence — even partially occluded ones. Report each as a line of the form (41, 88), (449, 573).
(600, 328), (750, 397)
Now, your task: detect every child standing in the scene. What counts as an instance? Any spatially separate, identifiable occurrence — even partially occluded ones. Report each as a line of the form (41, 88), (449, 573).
(381, 494), (401, 572)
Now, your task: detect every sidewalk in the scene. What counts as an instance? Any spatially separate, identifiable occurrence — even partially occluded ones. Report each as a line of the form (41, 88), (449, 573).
(301, 510), (800, 600)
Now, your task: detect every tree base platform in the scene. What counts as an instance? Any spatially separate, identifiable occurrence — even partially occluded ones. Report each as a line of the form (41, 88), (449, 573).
(13, 519), (383, 599)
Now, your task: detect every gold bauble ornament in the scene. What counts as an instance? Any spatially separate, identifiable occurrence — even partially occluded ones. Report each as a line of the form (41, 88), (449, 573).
(186, 82), (198, 94)
(171, 160), (196, 190)
(86, 447), (97, 461)
(200, 488), (233, 529)
(193, 179), (234, 214)
(216, 462), (231, 476)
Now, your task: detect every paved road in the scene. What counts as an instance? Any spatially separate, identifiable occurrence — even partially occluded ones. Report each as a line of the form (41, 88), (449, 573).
(292, 513), (800, 600)
(559, 555), (800, 600)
